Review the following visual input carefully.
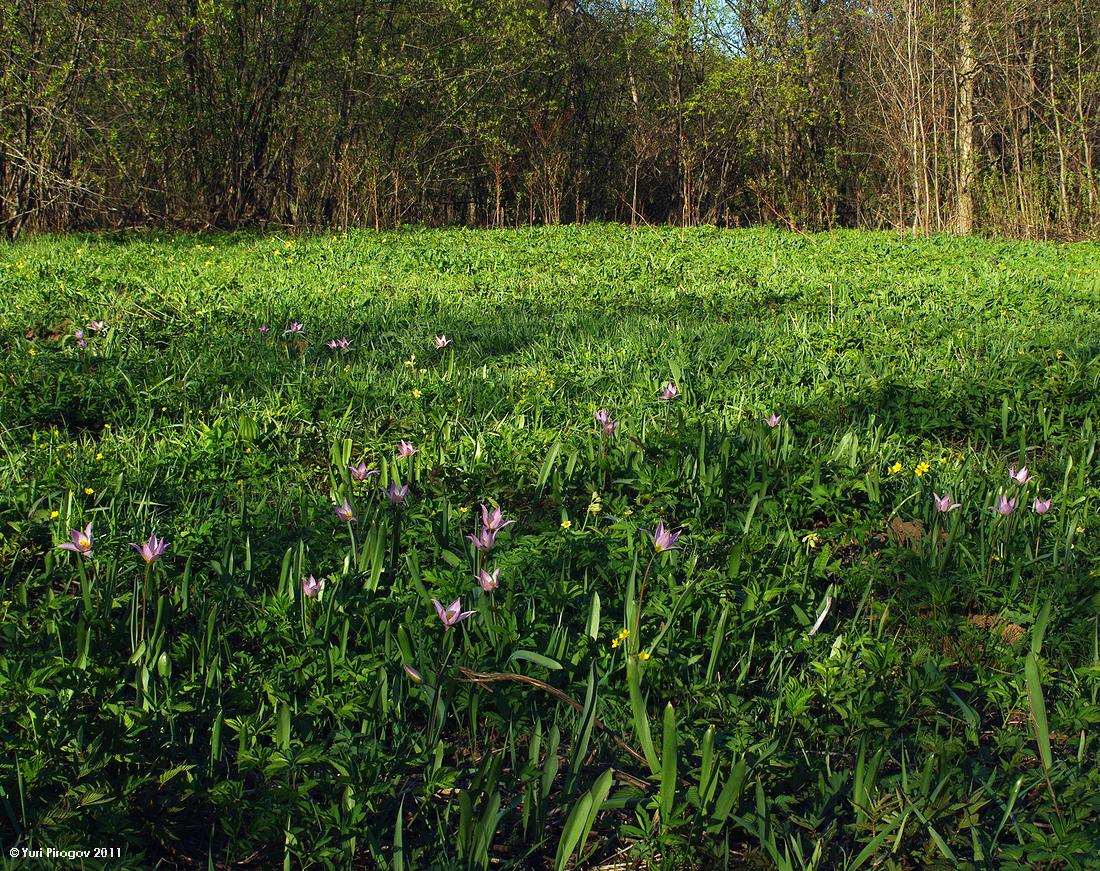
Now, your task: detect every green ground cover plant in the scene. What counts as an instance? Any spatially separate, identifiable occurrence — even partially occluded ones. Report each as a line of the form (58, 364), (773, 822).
(1, 225), (1099, 868)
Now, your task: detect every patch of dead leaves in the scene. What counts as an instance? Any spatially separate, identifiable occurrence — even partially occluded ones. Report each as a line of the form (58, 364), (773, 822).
(969, 613), (1026, 646)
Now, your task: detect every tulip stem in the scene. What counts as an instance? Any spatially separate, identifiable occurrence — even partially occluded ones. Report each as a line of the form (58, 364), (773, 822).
(75, 556), (91, 612)
(139, 561), (152, 644)
(389, 508), (402, 582)
(633, 551), (657, 653)
(347, 523), (358, 573)
(426, 632), (452, 743)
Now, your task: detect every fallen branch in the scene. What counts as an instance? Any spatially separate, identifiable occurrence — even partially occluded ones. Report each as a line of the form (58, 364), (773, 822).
(456, 667), (651, 784)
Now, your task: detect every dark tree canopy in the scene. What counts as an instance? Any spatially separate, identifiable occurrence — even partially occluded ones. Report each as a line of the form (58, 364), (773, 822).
(2, 0), (1097, 237)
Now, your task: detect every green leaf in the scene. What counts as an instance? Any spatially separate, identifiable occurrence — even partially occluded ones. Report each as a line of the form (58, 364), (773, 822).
(554, 768), (613, 871)
(509, 650), (563, 671)
(627, 657), (659, 776)
(536, 440), (562, 492)
(585, 591), (601, 640)
(1025, 652), (1052, 771)
(659, 702), (678, 823)
(276, 701), (290, 751)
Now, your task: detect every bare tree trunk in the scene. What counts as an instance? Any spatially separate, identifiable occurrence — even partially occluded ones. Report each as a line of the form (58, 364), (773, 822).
(956, 0), (978, 233)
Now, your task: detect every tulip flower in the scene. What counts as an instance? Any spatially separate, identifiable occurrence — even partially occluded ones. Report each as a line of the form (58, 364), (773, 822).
(326, 337), (351, 350)
(466, 527), (497, 552)
(1009, 466), (1032, 485)
(649, 521), (683, 553)
(933, 493), (961, 513)
(385, 483), (409, 505)
(1033, 497), (1052, 514)
(74, 329), (87, 349)
(478, 567), (500, 593)
(131, 533), (168, 564)
(480, 504), (515, 533)
(659, 383), (680, 401)
(285, 322), (304, 335)
(302, 574), (324, 597)
(765, 413), (781, 428)
(259, 325), (270, 335)
(594, 410), (618, 436)
(402, 663), (424, 683)
(348, 461), (377, 482)
(396, 440), (417, 459)
(58, 523), (94, 557)
(434, 335), (451, 348)
(433, 597), (475, 629)
(995, 494), (1016, 515)
(334, 497), (356, 522)
(87, 320), (106, 332)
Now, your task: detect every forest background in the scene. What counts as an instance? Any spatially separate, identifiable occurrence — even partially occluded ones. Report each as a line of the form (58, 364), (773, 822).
(2, 0), (1097, 238)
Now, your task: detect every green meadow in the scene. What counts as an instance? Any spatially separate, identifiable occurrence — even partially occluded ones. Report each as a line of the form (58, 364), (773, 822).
(1, 226), (1099, 868)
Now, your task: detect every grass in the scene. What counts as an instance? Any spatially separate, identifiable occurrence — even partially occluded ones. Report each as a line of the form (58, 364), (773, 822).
(1, 225), (1099, 869)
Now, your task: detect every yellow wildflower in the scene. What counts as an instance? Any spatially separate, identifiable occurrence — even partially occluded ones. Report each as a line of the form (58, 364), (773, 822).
(589, 503), (602, 513)
(50, 510), (59, 519)
(637, 651), (651, 661)
(560, 519), (572, 529)
(914, 461), (930, 477)
(84, 487), (94, 495)
(611, 637), (620, 649)
(95, 453), (103, 460)
(27, 346), (36, 356)
(888, 462), (902, 474)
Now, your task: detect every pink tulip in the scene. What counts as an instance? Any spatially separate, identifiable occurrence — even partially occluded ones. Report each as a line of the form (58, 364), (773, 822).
(433, 597), (475, 629)
(334, 498), (356, 523)
(303, 574), (324, 597)
(348, 462), (377, 482)
(933, 493), (961, 513)
(131, 533), (168, 564)
(57, 523), (93, 557)
(478, 568), (500, 593)
(385, 483), (409, 505)
(480, 504), (515, 533)
(648, 521), (682, 553)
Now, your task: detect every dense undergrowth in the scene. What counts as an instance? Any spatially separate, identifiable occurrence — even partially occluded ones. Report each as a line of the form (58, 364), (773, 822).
(1, 226), (1099, 869)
